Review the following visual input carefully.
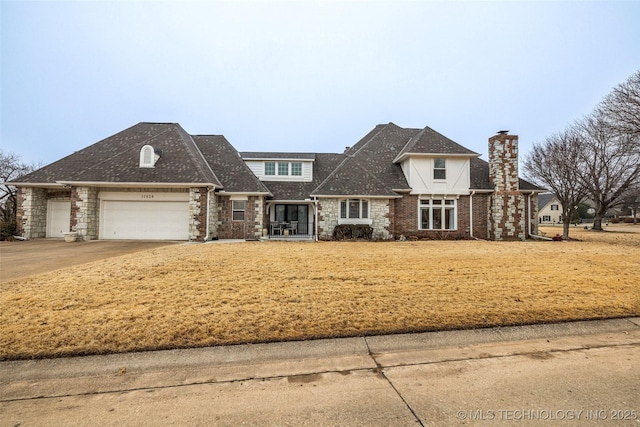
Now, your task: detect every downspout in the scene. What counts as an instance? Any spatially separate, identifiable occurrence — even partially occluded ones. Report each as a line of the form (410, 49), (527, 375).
(205, 187), (215, 241)
(527, 192), (552, 240)
(468, 191), (484, 241)
(469, 191), (474, 239)
(313, 196), (319, 241)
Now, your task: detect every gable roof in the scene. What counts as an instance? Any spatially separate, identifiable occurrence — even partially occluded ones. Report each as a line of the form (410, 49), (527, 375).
(394, 126), (479, 162)
(193, 135), (270, 194)
(538, 193), (557, 210)
(12, 123), (222, 187)
(339, 123), (420, 193)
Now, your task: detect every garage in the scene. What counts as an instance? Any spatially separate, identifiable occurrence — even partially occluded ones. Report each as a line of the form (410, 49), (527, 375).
(99, 192), (190, 240)
(46, 199), (71, 238)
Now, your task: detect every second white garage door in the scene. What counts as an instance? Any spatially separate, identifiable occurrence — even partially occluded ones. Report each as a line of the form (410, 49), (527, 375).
(100, 193), (190, 240)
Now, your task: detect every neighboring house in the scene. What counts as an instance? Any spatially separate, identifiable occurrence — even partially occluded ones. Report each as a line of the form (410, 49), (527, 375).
(10, 122), (544, 241)
(538, 194), (563, 225)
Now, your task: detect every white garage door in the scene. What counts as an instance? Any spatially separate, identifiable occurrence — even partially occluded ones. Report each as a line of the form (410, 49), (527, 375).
(100, 195), (190, 240)
(47, 200), (71, 238)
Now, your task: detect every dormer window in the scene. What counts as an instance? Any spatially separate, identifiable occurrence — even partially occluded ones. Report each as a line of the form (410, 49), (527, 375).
(140, 145), (161, 168)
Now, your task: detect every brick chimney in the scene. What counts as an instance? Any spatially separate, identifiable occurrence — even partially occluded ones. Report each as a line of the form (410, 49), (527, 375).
(488, 132), (526, 240)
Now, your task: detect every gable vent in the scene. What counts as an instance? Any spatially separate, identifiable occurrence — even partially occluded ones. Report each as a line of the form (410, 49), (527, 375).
(140, 145), (162, 168)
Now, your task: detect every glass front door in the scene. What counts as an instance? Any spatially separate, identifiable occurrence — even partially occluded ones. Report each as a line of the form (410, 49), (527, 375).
(275, 204), (309, 234)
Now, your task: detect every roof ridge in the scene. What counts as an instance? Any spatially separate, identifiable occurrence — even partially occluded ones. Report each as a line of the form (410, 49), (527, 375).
(310, 155), (349, 194)
(394, 127), (425, 161)
(182, 130), (223, 187)
(348, 123), (392, 157)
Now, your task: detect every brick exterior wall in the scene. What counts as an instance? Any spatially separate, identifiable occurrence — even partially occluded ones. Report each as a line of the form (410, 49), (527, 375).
(488, 134), (527, 241)
(392, 194), (488, 240)
(217, 195), (263, 239)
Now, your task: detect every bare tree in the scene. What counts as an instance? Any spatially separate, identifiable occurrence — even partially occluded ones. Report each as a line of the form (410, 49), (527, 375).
(577, 78), (640, 230)
(0, 149), (39, 225)
(524, 125), (588, 239)
(597, 70), (640, 137)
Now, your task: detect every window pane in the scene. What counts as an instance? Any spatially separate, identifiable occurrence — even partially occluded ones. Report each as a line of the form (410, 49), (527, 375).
(291, 162), (302, 176)
(445, 200), (454, 205)
(348, 199), (360, 218)
(278, 162), (288, 175)
(445, 207), (455, 229)
(232, 200), (246, 221)
(361, 200), (368, 218)
(265, 162), (275, 175)
(420, 199), (430, 205)
(433, 208), (442, 229)
(340, 200), (347, 218)
(432, 199), (442, 205)
(434, 158), (446, 180)
(421, 207), (430, 229)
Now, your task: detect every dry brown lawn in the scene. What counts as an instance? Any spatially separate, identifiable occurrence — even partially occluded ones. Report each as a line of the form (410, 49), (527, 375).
(1, 225), (639, 360)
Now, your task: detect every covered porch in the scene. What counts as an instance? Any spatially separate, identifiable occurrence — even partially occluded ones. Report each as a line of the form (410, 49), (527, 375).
(263, 201), (315, 240)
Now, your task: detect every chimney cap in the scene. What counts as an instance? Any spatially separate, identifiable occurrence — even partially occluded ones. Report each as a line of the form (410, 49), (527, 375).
(497, 130), (509, 135)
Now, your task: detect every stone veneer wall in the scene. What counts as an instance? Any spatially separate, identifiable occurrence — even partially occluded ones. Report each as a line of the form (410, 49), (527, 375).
(188, 187), (208, 241)
(488, 134), (526, 240)
(70, 186), (99, 241)
(317, 198), (393, 240)
(208, 193), (219, 239)
(17, 187), (47, 239)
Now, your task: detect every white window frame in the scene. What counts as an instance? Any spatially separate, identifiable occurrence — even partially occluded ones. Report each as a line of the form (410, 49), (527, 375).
(277, 162), (289, 176)
(419, 198), (457, 230)
(291, 162), (302, 176)
(265, 162), (276, 176)
(542, 215), (551, 222)
(433, 158), (446, 180)
(139, 145), (155, 168)
(338, 198), (371, 225)
(550, 204), (559, 211)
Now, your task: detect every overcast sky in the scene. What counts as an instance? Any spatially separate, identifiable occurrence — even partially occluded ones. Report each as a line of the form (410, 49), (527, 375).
(2, 0), (639, 166)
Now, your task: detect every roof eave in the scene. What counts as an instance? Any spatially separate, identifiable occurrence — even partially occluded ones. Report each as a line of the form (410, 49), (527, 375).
(7, 182), (64, 188)
(311, 194), (402, 199)
(217, 190), (272, 197)
(394, 152), (481, 163)
(56, 181), (223, 189)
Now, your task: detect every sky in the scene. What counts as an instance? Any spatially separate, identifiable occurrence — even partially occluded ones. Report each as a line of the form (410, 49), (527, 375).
(1, 0), (639, 166)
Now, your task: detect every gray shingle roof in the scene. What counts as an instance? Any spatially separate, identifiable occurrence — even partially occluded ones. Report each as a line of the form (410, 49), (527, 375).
(311, 156), (399, 197)
(194, 136), (270, 194)
(469, 157), (545, 192)
(395, 126), (479, 159)
(13, 123), (222, 186)
(337, 123), (420, 193)
(538, 193), (555, 210)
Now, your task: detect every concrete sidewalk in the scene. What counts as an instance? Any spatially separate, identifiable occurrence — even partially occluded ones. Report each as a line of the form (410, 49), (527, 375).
(2, 318), (639, 426)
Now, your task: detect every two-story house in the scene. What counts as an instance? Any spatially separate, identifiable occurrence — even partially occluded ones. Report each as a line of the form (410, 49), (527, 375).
(10, 122), (543, 241)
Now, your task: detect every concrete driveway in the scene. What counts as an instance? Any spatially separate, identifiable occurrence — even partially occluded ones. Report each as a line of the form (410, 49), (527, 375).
(0, 239), (178, 283)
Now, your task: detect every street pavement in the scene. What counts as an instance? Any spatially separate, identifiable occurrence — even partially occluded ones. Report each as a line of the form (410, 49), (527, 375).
(1, 318), (639, 426)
